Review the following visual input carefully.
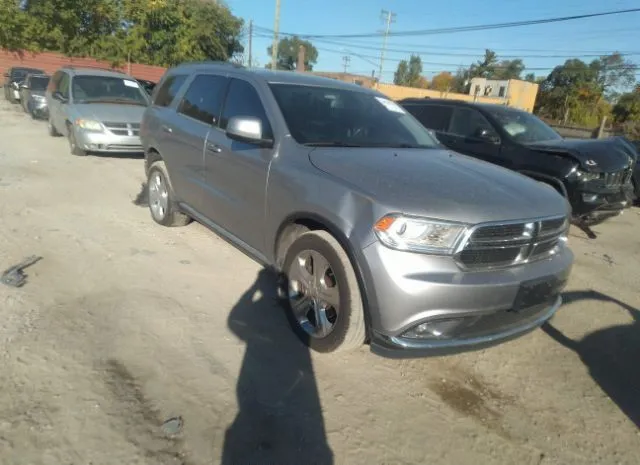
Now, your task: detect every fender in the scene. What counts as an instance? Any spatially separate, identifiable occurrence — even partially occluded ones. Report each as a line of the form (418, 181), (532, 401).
(518, 170), (569, 199)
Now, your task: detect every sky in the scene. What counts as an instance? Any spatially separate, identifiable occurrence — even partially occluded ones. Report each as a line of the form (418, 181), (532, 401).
(224, 0), (640, 83)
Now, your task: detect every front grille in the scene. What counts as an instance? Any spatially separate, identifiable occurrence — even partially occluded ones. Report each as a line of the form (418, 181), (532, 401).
(455, 216), (568, 270)
(103, 121), (140, 137)
(603, 169), (633, 187)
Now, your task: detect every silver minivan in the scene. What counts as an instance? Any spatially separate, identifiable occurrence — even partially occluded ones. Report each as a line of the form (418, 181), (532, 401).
(46, 66), (150, 156)
(141, 62), (574, 357)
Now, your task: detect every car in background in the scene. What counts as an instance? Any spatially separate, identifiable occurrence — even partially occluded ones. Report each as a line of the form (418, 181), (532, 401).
(3, 67), (45, 103)
(399, 98), (636, 236)
(140, 62), (573, 357)
(46, 66), (150, 156)
(136, 79), (156, 95)
(19, 73), (51, 119)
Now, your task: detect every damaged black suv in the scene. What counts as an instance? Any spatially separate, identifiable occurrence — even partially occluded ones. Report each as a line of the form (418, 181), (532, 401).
(399, 99), (636, 237)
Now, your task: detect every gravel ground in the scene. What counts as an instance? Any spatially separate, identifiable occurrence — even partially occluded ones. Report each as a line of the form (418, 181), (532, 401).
(0, 98), (638, 465)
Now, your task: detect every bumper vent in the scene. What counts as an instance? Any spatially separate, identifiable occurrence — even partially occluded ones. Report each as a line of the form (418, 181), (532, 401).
(455, 216), (568, 270)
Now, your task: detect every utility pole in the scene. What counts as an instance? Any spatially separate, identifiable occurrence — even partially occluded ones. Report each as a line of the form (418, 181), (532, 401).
(342, 55), (351, 74)
(271, 0), (282, 70)
(248, 20), (253, 68)
(378, 9), (396, 84)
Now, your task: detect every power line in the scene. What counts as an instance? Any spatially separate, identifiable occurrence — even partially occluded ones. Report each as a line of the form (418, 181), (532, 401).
(254, 7), (640, 39)
(378, 10), (396, 82)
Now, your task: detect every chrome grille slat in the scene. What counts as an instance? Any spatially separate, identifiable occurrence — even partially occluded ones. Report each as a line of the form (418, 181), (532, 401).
(103, 121), (140, 137)
(456, 216), (567, 270)
(603, 169), (633, 188)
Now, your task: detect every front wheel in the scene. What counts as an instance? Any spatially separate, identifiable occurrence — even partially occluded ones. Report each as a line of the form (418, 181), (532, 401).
(47, 118), (61, 137)
(283, 230), (366, 353)
(68, 127), (86, 156)
(147, 161), (191, 227)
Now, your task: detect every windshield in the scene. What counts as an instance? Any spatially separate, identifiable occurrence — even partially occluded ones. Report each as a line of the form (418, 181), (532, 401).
(269, 83), (439, 148)
(71, 75), (149, 105)
(30, 76), (50, 91)
(486, 107), (562, 143)
(11, 68), (43, 81)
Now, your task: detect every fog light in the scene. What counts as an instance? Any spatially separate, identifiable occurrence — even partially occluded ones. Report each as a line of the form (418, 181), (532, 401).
(582, 193), (598, 203)
(86, 143), (97, 150)
(402, 319), (464, 339)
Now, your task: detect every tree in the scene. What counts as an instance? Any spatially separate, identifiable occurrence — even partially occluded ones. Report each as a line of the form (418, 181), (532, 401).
(430, 71), (454, 92)
(612, 87), (640, 123)
(393, 54), (423, 87)
(0, 0), (37, 52)
(468, 49), (498, 79)
(591, 52), (637, 100)
(524, 73), (536, 82)
(266, 36), (318, 71)
(492, 59), (525, 80)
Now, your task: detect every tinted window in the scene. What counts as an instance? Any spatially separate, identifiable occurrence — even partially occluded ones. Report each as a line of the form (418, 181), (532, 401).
(221, 79), (273, 139)
(30, 76), (50, 91)
(154, 74), (188, 107)
(486, 107), (562, 143)
(270, 84), (438, 148)
(178, 74), (228, 125)
(449, 108), (494, 138)
(415, 105), (453, 132)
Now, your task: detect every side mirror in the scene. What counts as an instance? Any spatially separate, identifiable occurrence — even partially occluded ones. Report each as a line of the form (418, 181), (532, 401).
(474, 127), (500, 144)
(225, 116), (273, 147)
(53, 91), (67, 103)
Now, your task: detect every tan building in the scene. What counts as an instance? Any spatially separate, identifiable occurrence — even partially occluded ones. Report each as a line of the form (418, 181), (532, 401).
(308, 72), (377, 88)
(469, 77), (539, 113)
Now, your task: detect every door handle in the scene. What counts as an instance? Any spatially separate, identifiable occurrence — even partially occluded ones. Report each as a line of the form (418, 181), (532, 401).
(206, 142), (222, 153)
(161, 125), (173, 134)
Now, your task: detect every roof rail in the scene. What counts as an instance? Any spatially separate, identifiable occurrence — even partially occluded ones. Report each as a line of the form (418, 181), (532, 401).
(180, 60), (245, 68)
(61, 65), (127, 74)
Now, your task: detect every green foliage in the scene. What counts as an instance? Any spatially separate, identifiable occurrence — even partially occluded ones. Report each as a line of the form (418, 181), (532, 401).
(266, 36), (318, 71)
(430, 71), (453, 91)
(1, 0), (244, 67)
(612, 88), (640, 123)
(393, 54), (424, 88)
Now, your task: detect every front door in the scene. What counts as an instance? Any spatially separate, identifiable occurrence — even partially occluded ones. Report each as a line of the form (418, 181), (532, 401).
(440, 107), (504, 167)
(203, 78), (275, 252)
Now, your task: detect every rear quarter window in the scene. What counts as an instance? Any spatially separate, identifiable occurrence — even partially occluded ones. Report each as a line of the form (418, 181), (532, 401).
(153, 74), (188, 107)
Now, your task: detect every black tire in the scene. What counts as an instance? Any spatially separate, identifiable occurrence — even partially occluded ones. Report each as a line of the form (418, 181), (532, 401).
(47, 118), (61, 137)
(147, 161), (191, 227)
(282, 230), (366, 353)
(67, 125), (86, 156)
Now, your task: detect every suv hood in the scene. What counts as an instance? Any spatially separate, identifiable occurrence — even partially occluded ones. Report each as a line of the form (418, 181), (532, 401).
(525, 137), (635, 172)
(309, 148), (569, 225)
(75, 103), (146, 123)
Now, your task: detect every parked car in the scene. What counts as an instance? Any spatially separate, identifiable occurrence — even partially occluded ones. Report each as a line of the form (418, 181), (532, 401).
(3, 67), (45, 103)
(399, 99), (636, 236)
(140, 62), (574, 356)
(136, 79), (156, 95)
(46, 66), (150, 156)
(19, 73), (50, 119)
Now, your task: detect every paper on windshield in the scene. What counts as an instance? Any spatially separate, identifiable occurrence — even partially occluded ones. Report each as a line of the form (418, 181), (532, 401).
(123, 80), (139, 88)
(375, 97), (406, 114)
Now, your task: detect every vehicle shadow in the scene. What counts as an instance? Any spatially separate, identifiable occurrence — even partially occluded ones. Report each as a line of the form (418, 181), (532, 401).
(542, 290), (640, 427)
(133, 182), (148, 207)
(221, 267), (334, 465)
(87, 151), (145, 160)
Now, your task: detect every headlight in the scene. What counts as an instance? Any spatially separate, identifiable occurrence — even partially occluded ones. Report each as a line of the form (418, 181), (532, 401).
(374, 214), (467, 254)
(575, 169), (600, 182)
(75, 119), (103, 131)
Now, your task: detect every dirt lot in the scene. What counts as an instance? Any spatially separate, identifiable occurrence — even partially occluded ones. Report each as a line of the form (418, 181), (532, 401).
(0, 98), (638, 465)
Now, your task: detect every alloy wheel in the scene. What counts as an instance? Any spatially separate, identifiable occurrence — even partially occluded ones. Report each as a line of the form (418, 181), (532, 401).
(148, 171), (169, 221)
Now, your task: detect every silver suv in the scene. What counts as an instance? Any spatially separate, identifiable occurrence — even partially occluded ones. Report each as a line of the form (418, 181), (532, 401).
(140, 62), (574, 356)
(46, 67), (150, 156)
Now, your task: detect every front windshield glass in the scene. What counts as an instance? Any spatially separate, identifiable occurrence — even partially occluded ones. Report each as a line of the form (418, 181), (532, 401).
(71, 76), (149, 105)
(269, 83), (439, 148)
(486, 107), (562, 143)
(11, 69), (43, 81)
(30, 76), (50, 91)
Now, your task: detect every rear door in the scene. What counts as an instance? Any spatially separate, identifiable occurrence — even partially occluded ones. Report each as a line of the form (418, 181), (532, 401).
(167, 73), (229, 213)
(440, 107), (503, 166)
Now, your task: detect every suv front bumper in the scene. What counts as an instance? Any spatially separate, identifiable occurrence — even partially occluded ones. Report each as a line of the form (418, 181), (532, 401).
(76, 129), (143, 154)
(360, 241), (573, 357)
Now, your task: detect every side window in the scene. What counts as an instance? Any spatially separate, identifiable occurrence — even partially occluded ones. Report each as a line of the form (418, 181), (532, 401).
(177, 74), (228, 125)
(449, 108), (493, 138)
(220, 79), (273, 139)
(416, 105), (453, 132)
(153, 74), (188, 107)
(403, 104), (423, 119)
(58, 73), (70, 98)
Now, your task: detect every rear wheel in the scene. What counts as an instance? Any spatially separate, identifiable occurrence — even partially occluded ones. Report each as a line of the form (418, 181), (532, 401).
(283, 230), (366, 353)
(47, 118), (61, 137)
(147, 161), (191, 227)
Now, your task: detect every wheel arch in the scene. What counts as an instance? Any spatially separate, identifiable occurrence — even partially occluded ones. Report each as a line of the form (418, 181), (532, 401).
(274, 212), (374, 341)
(145, 147), (163, 175)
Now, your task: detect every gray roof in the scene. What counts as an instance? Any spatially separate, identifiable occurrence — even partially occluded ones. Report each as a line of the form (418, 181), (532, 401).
(62, 67), (132, 79)
(172, 62), (379, 93)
